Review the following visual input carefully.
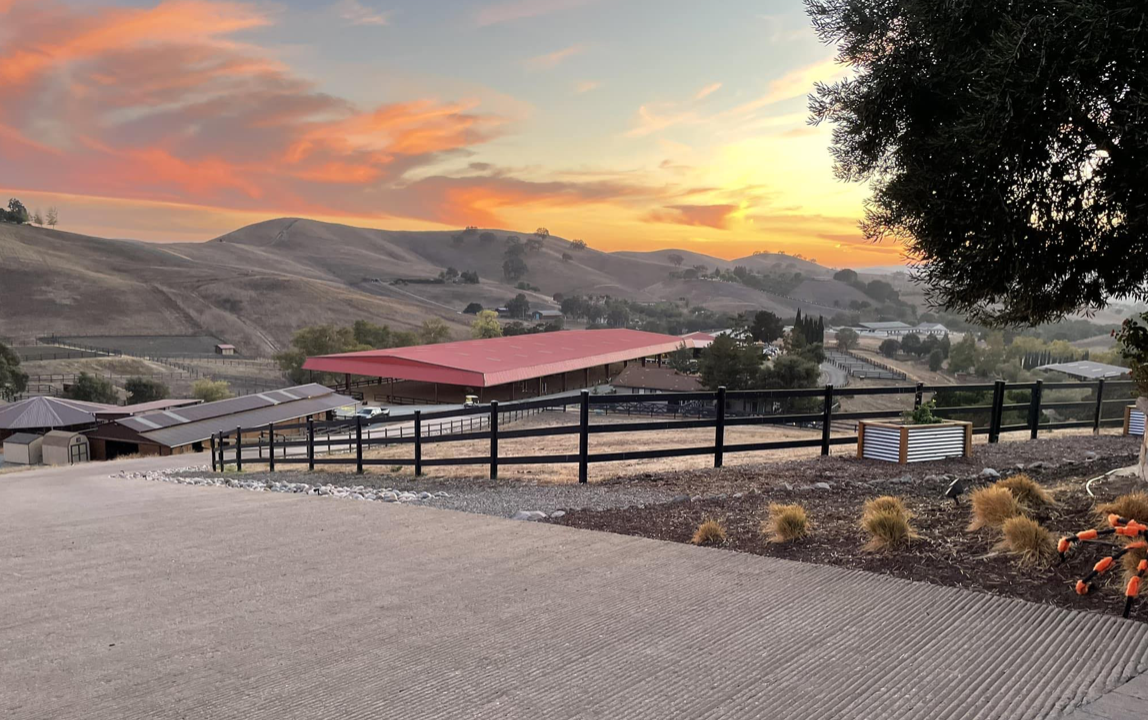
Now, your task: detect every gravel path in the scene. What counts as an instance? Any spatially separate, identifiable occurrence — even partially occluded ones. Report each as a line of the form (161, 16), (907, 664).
(162, 433), (1139, 521)
(168, 469), (678, 518)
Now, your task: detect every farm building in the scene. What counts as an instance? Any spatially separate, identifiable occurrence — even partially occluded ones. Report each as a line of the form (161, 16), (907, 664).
(215, 344), (237, 356)
(0, 396), (111, 442)
(85, 384), (353, 460)
(3, 433), (44, 465)
(1035, 361), (1131, 381)
(857, 321), (914, 336)
(305, 329), (688, 404)
(680, 332), (715, 350)
(93, 398), (203, 421)
(43, 431), (89, 465)
(530, 309), (564, 322)
(913, 322), (950, 336)
(613, 366), (703, 394)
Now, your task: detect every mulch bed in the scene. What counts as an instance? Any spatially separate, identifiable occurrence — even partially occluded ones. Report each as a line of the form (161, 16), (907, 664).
(552, 434), (1148, 620)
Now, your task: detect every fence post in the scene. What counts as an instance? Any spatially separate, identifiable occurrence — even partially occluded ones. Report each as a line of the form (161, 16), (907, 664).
(210, 434), (217, 472)
(218, 431), (226, 471)
(1029, 380), (1043, 440)
(578, 390), (590, 484)
(414, 411), (422, 477)
(489, 402), (499, 480)
(821, 384), (834, 456)
(356, 415), (364, 474)
(715, 386), (726, 468)
(914, 382), (924, 409)
(989, 381), (1005, 443)
(235, 426), (243, 471)
(1093, 379), (1106, 435)
(307, 417), (315, 471)
(267, 423), (275, 472)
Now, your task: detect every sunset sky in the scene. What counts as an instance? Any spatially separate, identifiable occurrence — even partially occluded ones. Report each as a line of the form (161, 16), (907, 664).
(0, 0), (901, 265)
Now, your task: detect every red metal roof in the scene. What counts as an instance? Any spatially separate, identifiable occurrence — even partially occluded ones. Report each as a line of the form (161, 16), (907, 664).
(303, 329), (687, 388)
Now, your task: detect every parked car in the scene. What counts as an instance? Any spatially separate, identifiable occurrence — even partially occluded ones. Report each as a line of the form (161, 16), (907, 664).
(356, 406), (390, 420)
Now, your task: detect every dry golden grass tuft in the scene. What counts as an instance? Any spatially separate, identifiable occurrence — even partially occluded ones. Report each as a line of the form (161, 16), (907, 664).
(1122, 545), (1148, 585)
(996, 516), (1056, 565)
(691, 519), (727, 546)
(1097, 492), (1148, 524)
(861, 507), (916, 552)
(968, 486), (1021, 531)
(764, 503), (810, 543)
(863, 495), (910, 519)
(995, 474), (1054, 508)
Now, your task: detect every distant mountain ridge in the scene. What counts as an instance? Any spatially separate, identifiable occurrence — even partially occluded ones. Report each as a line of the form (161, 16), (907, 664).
(0, 217), (886, 355)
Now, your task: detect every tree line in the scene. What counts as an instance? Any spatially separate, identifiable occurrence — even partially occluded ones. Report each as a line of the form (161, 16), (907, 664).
(1, 198), (58, 227)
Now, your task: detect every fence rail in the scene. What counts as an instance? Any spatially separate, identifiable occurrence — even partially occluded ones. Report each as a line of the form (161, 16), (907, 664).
(209, 379), (1139, 483)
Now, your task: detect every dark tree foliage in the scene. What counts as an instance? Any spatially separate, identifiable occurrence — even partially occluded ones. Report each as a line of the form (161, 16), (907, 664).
(807, 0), (1148, 325)
(124, 377), (169, 404)
(750, 311), (785, 344)
(503, 255), (528, 281)
(506, 293), (530, 320)
(463, 302), (484, 315)
(698, 335), (764, 391)
(66, 372), (118, 404)
(0, 342), (29, 401)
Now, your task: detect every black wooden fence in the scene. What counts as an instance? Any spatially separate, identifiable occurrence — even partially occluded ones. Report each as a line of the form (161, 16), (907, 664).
(210, 379), (1137, 483)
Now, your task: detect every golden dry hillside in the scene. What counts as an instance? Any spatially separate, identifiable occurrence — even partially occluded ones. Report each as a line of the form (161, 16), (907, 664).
(0, 218), (871, 355)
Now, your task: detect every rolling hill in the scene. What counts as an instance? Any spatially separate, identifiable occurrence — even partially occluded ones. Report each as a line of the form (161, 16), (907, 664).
(0, 218), (882, 355)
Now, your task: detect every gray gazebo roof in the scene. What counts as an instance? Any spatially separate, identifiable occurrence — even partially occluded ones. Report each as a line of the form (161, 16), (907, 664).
(0, 397), (114, 430)
(1035, 361), (1131, 381)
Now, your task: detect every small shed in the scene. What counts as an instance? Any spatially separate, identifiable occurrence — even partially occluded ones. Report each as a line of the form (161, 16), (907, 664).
(42, 430), (90, 466)
(3, 432), (43, 465)
(531, 309), (564, 322)
(215, 343), (237, 356)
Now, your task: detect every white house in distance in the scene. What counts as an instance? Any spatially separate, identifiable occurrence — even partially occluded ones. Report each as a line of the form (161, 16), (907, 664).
(853, 321), (952, 337)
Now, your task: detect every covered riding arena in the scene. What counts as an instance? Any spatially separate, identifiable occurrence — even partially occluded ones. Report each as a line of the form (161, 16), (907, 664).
(303, 329), (692, 405)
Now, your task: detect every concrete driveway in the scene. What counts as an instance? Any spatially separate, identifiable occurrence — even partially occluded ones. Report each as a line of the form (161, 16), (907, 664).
(3, 455), (1148, 719)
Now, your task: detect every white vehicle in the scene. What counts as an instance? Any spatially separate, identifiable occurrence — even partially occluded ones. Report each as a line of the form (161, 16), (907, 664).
(356, 406), (390, 420)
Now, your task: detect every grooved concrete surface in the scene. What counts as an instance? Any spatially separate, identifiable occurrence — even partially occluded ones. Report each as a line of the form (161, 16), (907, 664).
(4, 456), (1148, 720)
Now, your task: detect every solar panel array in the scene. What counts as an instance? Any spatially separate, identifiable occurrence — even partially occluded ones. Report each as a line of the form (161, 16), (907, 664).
(119, 384), (332, 432)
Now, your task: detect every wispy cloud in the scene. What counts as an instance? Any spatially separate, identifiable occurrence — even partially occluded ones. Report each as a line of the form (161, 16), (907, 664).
(626, 58), (844, 138)
(575, 80), (600, 93)
(525, 43), (586, 70)
(335, 0), (390, 26)
(694, 82), (722, 101)
(475, 0), (605, 27)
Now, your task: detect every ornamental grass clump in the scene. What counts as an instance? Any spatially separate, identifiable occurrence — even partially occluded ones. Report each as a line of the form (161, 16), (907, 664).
(1097, 492), (1148, 524)
(691, 519), (727, 546)
(997, 516), (1056, 565)
(861, 495), (915, 552)
(864, 495), (910, 519)
(968, 486), (1020, 531)
(995, 474), (1054, 509)
(764, 504), (810, 543)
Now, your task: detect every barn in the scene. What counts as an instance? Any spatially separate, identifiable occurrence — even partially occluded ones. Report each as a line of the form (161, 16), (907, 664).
(0, 396), (111, 442)
(85, 384), (353, 460)
(304, 328), (687, 404)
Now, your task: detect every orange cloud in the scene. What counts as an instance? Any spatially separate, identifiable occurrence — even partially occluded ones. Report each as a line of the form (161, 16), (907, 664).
(0, 0), (504, 219)
(646, 204), (738, 229)
(526, 44), (587, 70)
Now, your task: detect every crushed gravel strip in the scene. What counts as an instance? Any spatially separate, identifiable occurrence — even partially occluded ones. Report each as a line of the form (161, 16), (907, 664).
(169, 469), (679, 518)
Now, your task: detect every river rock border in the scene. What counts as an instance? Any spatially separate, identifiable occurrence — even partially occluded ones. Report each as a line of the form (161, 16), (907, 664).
(114, 467), (449, 504)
